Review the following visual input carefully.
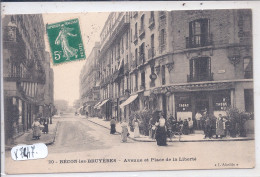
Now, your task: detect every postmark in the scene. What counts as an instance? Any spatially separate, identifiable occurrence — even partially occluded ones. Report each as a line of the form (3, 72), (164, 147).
(46, 18), (85, 64)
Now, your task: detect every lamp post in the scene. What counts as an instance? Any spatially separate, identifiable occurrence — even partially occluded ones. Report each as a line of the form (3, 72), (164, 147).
(49, 104), (52, 124)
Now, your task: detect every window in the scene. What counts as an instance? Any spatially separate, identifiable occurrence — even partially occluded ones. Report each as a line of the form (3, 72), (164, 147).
(162, 65), (166, 85)
(135, 73), (138, 90)
(160, 29), (166, 52)
(126, 32), (128, 49)
(244, 57), (253, 78)
(139, 43), (145, 63)
(141, 72), (145, 89)
(150, 34), (155, 58)
(121, 37), (124, 53)
(135, 48), (138, 67)
(244, 89), (254, 113)
(188, 19), (210, 48)
(135, 23), (138, 36)
(140, 14), (145, 30)
(189, 57), (212, 82)
(150, 11), (154, 20)
(176, 96), (191, 112)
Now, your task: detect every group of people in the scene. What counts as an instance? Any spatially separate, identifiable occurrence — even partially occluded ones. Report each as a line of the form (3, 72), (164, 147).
(110, 117), (129, 143)
(200, 112), (247, 139)
(32, 117), (49, 140)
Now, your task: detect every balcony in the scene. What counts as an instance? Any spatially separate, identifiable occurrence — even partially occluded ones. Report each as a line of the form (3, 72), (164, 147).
(244, 71), (253, 79)
(133, 33), (138, 45)
(148, 18), (155, 30)
(186, 33), (213, 49)
(148, 48), (155, 60)
(139, 26), (145, 39)
(100, 14), (130, 54)
(187, 73), (214, 82)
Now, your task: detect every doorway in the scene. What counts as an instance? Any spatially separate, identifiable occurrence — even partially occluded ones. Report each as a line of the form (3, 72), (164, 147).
(195, 92), (209, 114)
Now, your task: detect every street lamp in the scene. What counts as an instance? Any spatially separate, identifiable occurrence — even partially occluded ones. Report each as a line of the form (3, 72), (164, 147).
(49, 104), (53, 124)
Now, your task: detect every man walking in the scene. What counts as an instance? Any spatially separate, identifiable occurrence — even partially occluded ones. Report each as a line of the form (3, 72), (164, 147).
(195, 111), (202, 130)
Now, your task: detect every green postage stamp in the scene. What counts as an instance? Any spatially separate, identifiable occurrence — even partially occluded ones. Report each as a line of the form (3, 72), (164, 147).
(46, 18), (85, 64)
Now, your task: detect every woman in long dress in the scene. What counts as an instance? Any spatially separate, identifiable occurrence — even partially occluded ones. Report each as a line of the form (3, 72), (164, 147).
(32, 118), (41, 140)
(134, 119), (140, 138)
(110, 117), (116, 134)
(216, 115), (225, 139)
(121, 121), (129, 142)
(155, 114), (167, 146)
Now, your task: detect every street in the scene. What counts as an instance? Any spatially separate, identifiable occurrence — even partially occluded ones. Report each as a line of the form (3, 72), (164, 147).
(48, 113), (133, 153)
(5, 114), (255, 174)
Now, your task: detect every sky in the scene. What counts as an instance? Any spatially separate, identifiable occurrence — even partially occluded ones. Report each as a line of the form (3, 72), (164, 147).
(43, 12), (109, 106)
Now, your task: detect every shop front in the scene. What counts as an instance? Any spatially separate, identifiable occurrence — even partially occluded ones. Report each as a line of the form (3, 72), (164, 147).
(175, 90), (231, 122)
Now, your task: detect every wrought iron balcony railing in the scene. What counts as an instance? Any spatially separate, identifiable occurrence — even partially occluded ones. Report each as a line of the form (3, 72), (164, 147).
(186, 33), (213, 49)
(187, 73), (214, 82)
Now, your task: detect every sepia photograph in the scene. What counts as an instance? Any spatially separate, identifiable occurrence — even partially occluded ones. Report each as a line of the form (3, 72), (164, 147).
(1, 2), (258, 176)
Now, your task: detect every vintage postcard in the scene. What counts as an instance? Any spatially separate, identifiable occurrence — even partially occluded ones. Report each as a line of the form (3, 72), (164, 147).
(1, 5), (256, 175)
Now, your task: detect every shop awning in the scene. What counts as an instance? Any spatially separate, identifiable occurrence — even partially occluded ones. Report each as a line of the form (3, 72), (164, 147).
(119, 94), (138, 109)
(97, 99), (109, 109)
(94, 101), (101, 109)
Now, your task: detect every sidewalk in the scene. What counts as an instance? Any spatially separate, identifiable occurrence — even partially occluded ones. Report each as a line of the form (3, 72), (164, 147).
(87, 117), (254, 142)
(5, 118), (59, 151)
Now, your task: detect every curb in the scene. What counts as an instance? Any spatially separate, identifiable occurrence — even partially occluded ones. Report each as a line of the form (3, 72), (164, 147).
(87, 119), (254, 143)
(45, 121), (60, 146)
(5, 121), (60, 151)
(87, 119), (137, 141)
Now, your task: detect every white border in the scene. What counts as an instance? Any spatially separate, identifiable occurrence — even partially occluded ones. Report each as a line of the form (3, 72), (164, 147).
(1, 1), (260, 177)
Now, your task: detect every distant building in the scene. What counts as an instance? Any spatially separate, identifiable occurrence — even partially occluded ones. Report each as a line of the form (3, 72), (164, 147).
(3, 14), (54, 144)
(79, 42), (101, 117)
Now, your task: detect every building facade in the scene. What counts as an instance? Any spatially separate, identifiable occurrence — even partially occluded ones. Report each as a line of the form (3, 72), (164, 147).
(3, 14), (54, 144)
(81, 9), (253, 127)
(121, 10), (253, 122)
(97, 12), (131, 121)
(80, 42), (101, 117)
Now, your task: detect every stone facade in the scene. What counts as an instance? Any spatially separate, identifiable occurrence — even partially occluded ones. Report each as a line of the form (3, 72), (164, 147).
(81, 9), (253, 124)
(3, 14), (54, 144)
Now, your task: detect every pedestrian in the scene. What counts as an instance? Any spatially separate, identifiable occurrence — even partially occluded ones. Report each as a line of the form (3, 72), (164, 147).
(155, 113), (167, 146)
(183, 119), (189, 135)
(216, 114), (225, 139)
(121, 121), (129, 142)
(188, 117), (193, 134)
(149, 117), (155, 139)
(225, 118), (231, 137)
(133, 117), (140, 138)
(110, 117), (116, 134)
(42, 120), (49, 134)
(86, 111), (89, 118)
(32, 118), (41, 140)
(195, 111), (202, 130)
(204, 117), (212, 139)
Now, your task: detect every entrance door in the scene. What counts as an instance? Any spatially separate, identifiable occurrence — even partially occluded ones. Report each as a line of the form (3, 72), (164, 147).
(195, 92), (209, 114)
